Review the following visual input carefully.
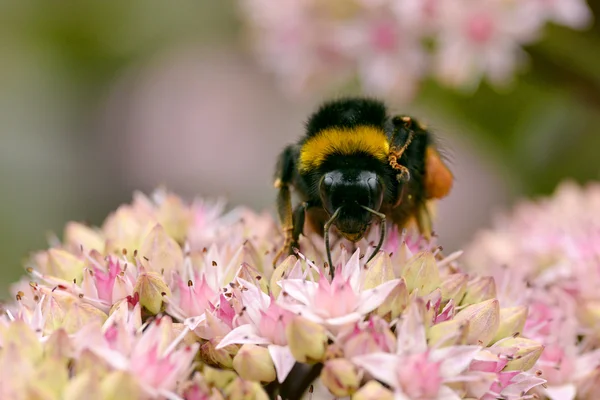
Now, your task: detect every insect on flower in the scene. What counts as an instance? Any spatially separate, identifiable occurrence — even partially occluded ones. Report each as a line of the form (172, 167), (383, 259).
(273, 97), (453, 273)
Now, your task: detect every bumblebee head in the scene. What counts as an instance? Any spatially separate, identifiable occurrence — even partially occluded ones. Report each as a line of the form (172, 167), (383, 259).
(319, 169), (384, 242)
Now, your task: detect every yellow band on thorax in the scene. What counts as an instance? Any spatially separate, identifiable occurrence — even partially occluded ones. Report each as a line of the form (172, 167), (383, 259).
(299, 126), (390, 172)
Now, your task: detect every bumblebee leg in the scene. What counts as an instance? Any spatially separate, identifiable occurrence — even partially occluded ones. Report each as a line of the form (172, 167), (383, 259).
(273, 185), (294, 266)
(289, 202), (308, 254)
(273, 145), (298, 267)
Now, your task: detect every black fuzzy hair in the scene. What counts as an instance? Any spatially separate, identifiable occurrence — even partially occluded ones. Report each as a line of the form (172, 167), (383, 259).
(305, 97), (388, 137)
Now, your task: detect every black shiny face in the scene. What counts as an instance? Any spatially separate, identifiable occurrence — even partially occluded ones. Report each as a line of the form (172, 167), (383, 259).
(319, 169), (384, 242)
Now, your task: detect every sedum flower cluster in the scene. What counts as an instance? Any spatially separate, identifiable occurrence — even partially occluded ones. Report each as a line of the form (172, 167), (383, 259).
(1, 188), (546, 399)
(465, 181), (600, 400)
(238, 0), (593, 99)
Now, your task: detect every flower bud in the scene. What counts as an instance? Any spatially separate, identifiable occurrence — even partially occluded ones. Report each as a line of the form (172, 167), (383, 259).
(427, 319), (469, 347)
(270, 256), (302, 298)
(461, 276), (496, 306)
(576, 299), (600, 333)
(42, 291), (107, 334)
(232, 344), (276, 383)
(321, 359), (361, 397)
(73, 349), (110, 378)
(100, 371), (141, 400)
(286, 316), (328, 363)
(454, 299), (500, 346)
(64, 221), (105, 253)
(469, 349), (507, 374)
(201, 365), (238, 389)
(182, 373), (226, 400)
(402, 252), (441, 295)
(363, 252), (395, 289)
(493, 306), (528, 343)
(44, 328), (73, 364)
(139, 224), (184, 276)
(156, 193), (192, 243)
(102, 205), (146, 254)
(236, 263), (269, 294)
(172, 323), (201, 347)
(63, 371), (99, 400)
(223, 377), (269, 400)
(342, 318), (396, 358)
(352, 380), (394, 400)
(133, 270), (171, 315)
(4, 320), (43, 361)
(493, 337), (544, 371)
(375, 278), (408, 321)
(47, 248), (85, 281)
(29, 358), (69, 399)
(200, 337), (239, 369)
(440, 273), (468, 304)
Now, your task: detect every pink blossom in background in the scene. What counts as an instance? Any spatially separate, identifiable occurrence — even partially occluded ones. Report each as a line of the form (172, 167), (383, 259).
(239, 0), (593, 97)
(465, 181), (600, 399)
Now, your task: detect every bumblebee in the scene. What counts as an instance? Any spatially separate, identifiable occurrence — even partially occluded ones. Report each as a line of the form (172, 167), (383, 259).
(273, 97), (453, 273)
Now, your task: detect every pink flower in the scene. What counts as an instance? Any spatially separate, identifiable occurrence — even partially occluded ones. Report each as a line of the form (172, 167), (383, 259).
(167, 273), (217, 320)
(433, 0), (539, 89)
(332, 10), (426, 99)
(278, 249), (402, 330)
(2, 187), (554, 398)
(215, 278), (296, 383)
(338, 316), (396, 359)
(353, 303), (483, 399)
(75, 315), (199, 399)
(465, 181), (600, 398)
(238, 0), (593, 100)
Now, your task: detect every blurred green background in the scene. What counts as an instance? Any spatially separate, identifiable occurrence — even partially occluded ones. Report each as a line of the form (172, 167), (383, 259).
(1, 1), (598, 295)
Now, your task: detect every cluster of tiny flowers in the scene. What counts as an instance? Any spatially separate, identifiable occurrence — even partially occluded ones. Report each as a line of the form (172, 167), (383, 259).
(465, 181), (600, 400)
(238, 0), (593, 99)
(0, 188), (546, 399)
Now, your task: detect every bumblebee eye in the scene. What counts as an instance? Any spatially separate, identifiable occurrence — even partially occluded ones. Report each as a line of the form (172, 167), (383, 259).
(367, 176), (384, 210)
(319, 172), (340, 215)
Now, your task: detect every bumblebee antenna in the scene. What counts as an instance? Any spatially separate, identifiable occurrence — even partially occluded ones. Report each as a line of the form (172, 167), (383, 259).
(361, 206), (386, 264)
(324, 207), (342, 279)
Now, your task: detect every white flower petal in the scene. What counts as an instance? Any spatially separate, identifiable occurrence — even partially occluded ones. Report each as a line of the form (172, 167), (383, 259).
(277, 303), (324, 324)
(352, 353), (399, 387)
(356, 279), (401, 314)
(268, 344), (296, 383)
(90, 346), (130, 370)
(215, 324), (270, 349)
(237, 277), (270, 325)
(437, 385), (462, 400)
(183, 315), (206, 331)
(431, 345), (482, 378)
(501, 373), (546, 398)
(544, 384), (576, 400)
(324, 312), (363, 327)
(396, 301), (427, 355)
(279, 278), (317, 305)
(343, 248), (362, 291)
(573, 348), (600, 379)
(394, 391), (411, 400)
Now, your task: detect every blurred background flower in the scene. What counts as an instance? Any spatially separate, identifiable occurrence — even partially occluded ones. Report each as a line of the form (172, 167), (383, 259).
(0, 0), (598, 295)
